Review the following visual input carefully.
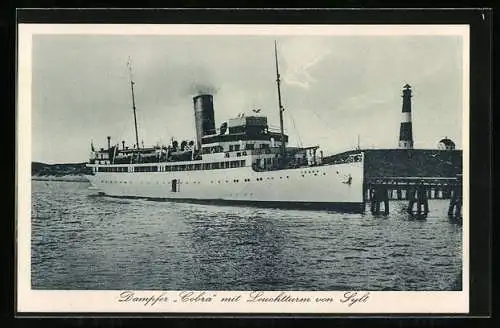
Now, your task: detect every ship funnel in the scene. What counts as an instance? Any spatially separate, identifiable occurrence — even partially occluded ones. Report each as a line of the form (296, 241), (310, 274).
(193, 94), (216, 149)
(107, 136), (111, 150)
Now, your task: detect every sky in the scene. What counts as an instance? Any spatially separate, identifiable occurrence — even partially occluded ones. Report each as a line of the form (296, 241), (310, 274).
(29, 32), (464, 164)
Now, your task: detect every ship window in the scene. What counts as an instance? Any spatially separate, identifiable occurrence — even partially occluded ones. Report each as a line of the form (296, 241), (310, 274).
(236, 152), (241, 157)
(194, 164), (201, 170)
(230, 161), (237, 168)
(203, 163), (209, 170)
(225, 152), (230, 158)
(240, 160), (245, 166)
(234, 145), (240, 151)
(246, 143), (254, 150)
(224, 161), (230, 168)
(151, 166), (158, 172)
(229, 145), (234, 151)
(212, 162), (220, 169)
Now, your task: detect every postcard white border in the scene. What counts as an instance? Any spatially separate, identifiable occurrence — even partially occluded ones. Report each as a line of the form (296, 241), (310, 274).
(17, 23), (470, 314)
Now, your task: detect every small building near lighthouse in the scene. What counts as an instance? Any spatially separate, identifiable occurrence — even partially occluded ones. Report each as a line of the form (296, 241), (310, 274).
(437, 137), (456, 150)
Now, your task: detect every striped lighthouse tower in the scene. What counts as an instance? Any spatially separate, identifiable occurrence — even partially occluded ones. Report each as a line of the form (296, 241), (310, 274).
(398, 84), (414, 149)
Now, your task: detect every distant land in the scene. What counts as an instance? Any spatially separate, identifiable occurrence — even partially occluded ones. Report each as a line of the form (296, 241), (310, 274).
(32, 162), (90, 182)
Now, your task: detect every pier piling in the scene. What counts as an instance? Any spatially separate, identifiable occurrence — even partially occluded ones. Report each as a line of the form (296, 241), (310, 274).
(370, 184), (389, 215)
(448, 186), (462, 218)
(365, 177), (461, 219)
(406, 183), (429, 217)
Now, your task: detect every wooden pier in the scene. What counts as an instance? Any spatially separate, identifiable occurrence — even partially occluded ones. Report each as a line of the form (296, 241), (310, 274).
(364, 175), (462, 218)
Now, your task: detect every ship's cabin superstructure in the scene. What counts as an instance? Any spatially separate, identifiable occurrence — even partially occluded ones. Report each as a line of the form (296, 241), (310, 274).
(88, 108), (328, 173)
(88, 43), (363, 175)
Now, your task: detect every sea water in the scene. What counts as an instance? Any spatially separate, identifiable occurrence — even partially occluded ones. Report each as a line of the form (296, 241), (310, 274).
(30, 180), (462, 291)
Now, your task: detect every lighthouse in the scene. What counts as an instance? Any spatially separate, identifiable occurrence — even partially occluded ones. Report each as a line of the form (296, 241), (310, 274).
(398, 84), (414, 149)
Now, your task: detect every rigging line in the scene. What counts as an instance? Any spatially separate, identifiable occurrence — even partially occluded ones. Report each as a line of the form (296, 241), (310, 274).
(309, 108), (341, 143)
(285, 109), (303, 148)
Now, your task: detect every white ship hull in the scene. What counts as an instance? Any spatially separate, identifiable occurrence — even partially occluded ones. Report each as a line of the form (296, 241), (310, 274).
(86, 161), (364, 211)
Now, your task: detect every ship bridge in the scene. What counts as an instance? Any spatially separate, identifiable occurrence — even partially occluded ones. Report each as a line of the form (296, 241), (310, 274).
(200, 115), (288, 156)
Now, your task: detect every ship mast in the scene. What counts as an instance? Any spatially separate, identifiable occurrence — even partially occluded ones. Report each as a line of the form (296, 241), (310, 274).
(127, 56), (140, 150)
(274, 40), (286, 159)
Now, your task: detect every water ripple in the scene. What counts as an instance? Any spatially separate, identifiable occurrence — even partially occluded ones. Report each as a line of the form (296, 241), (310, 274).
(31, 180), (463, 291)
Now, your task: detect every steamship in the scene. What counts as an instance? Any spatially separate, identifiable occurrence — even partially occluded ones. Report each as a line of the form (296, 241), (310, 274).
(85, 43), (365, 211)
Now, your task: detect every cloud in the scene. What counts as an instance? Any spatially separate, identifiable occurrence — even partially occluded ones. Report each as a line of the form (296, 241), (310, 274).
(280, 39), (331, 90)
